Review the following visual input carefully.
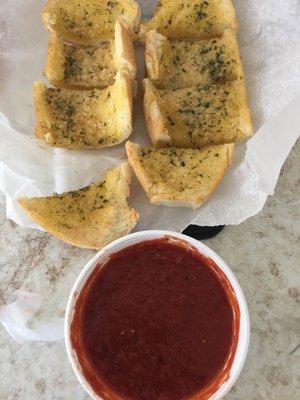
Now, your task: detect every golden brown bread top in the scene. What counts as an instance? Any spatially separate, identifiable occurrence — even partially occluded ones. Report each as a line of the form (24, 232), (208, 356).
(34, 72), (133, 149)
(42, 0), (141, 45)
(126, 141), (235, 209)
(145, 29), (244, 89)
(45, 34), (116, 89)
(18, 162), (138, 249)
(140, 0), (237, 40)
(143, 78), (253, 149)
(45, 22), (137, 89)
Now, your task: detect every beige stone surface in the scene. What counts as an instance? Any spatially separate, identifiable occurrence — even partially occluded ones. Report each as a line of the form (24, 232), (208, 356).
(0, 141), (299, 399)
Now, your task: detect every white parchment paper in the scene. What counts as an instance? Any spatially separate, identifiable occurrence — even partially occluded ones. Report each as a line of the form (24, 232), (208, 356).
(0, 0), (299, 343)
(0, 291), (64, 343)
(0, 0), (300, 233)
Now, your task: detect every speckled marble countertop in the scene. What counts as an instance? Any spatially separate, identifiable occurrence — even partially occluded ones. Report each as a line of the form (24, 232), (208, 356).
(0, 141), (299, 400)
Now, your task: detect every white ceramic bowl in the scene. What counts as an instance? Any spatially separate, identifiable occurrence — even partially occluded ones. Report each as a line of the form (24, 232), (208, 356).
(65, 230), (250, 400)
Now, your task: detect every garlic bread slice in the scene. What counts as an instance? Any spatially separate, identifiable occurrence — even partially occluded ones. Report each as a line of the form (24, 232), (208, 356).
(146, 29), (243, 89)
(42, 0), (141, 45)
(126, 141), (234, 209)
(143, 78), (253, 149)
(45, 22), (136, 89)
(45, 35), (115, 89)
(140, 0), (237, 40)
(34, 72), (133, 149)
(18, 163), (138, 249)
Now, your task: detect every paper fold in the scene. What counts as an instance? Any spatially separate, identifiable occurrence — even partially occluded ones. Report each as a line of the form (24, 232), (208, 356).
(245, 96), (300, 195)
(0, 291), (64, 343)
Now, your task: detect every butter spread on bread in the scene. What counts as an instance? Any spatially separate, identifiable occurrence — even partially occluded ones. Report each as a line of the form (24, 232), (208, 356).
(126, 141), (234, 209)
(18, 163), (138, 249)
(34, 72), (133, 149)
(140, 0), (237, 40)
(42, 0), (141, 45)
(45, 22), (136, 89)
(143, 78), (253, 148)
(146, 29), (243, 89)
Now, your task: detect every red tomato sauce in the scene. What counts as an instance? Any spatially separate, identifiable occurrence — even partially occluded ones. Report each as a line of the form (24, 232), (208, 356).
(71, 238), (240, 400)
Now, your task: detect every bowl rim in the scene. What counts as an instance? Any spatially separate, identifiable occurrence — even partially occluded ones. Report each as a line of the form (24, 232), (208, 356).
(65, 230), (250, 400)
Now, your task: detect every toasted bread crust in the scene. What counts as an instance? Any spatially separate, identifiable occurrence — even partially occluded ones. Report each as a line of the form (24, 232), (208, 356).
(118, 71), (134, 141)
(115, 21), (137, 79)
(143, 79), (171, 147)
(125, 141), (156, 201)
(18, 162), (139, 249)
(126, 141), (235, 209)
(145, 30), (166, 81)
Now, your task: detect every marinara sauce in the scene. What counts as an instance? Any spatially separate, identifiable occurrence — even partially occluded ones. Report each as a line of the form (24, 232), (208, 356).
(71, 238), (240, 400)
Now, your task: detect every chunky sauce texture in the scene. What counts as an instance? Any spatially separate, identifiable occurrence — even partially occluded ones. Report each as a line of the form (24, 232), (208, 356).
(71, 238), (239, 400)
